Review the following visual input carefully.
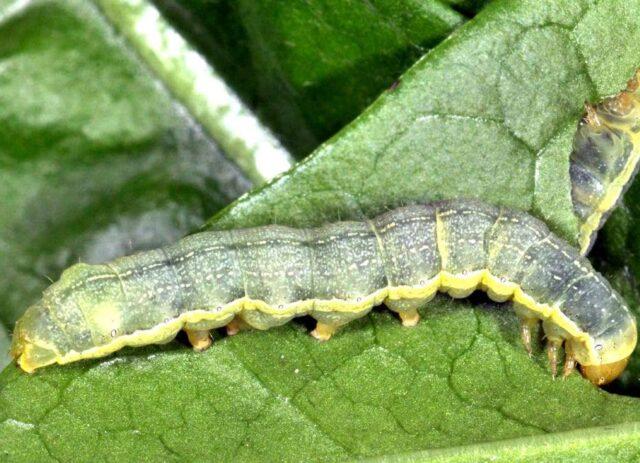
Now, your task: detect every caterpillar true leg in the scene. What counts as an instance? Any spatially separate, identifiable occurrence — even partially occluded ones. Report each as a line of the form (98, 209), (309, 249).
(583, 101), (600, 127)
(518, 317), (538, 356)
(563, 352), (577, 378)
(185, 329), (212, 351)
(546, 338), (563, 378)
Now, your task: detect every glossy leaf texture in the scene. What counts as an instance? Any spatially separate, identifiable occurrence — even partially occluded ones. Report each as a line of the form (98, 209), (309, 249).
(3, 0), (640, 462)
(4, 303), (640, 462)
(206, 0), (640, 242)
(153, 0), (468, 155)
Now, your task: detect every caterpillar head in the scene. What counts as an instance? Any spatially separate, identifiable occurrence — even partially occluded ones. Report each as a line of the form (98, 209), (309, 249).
(580, 358), (630, 386)
(585, 68), (640, 124)
(572, 319), (637, 385)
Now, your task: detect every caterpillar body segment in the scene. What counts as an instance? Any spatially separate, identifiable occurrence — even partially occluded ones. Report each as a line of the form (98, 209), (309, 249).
(571, 69), (640, 255)
(11, 200), (637, 386)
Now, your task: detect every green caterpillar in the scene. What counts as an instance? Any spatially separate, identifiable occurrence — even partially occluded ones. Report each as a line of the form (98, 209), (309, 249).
(12, 71), (640, 386)
(10, 199), (637, 385)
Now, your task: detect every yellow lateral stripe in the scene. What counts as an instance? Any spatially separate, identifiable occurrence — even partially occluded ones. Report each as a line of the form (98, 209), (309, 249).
(31, 268), (626, 371)
(578, 136), (640, 255)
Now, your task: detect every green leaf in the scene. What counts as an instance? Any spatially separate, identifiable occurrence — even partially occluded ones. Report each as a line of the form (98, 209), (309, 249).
(369, 422), (640, 462)
(2, 304), (640, 462)
(442, 0), (495, 16)
(154, 0), (467, 155)
(206, 0), (640, 242)
(4, 0), (640, 462)
(95, 0), (294, 184)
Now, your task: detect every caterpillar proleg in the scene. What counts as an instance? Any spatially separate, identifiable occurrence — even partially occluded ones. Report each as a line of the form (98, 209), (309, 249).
(11, 199), (637, 385)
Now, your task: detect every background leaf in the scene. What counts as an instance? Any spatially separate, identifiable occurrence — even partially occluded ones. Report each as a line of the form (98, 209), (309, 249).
(96, 0), (294, 184)
(0, 0), (255, 330)
(3, 0), (640, 462)
(154, 0), (469, 155)
(206, 0), (640, 242)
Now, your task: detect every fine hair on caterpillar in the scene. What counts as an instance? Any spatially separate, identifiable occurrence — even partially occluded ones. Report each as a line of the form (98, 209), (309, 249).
(11, 199), (637, 386)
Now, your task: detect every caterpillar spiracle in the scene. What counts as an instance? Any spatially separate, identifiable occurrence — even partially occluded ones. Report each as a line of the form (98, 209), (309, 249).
(10, 199), (637, 385)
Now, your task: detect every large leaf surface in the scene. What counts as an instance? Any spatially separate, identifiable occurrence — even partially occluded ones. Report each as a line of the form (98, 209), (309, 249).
(3, 0), (640, 462)
(3, 302), (640, 462)
(154, 0), (467, 155)
(206, 0), (640, 239)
